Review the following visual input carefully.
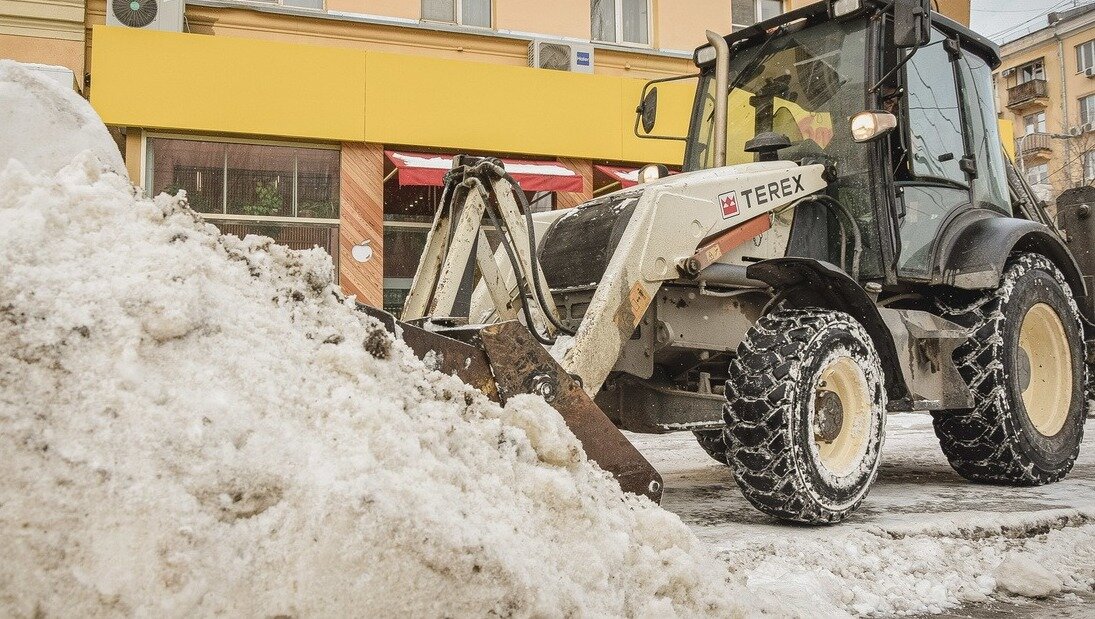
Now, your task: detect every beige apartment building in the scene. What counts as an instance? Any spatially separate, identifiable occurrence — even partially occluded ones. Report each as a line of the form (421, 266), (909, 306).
(2, 0), (970, 307)
(997, 4), (1095, 207)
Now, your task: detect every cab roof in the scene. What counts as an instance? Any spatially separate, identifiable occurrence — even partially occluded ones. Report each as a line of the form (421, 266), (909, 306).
(706, 1), (1001, 70)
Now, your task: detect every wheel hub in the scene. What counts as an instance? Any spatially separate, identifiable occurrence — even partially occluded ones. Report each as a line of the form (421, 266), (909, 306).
(1018, 302), (1072, 437)
(812, 357), (872, 477)
(814, 389), (844, 443)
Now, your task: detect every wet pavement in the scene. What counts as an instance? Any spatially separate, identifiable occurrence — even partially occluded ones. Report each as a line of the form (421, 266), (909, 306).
(628, 415), (1095, 617)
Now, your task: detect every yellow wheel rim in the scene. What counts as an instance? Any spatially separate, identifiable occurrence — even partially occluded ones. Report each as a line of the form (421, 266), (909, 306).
(814, 357), (872, 477)
(1019, 303), (1072, 437)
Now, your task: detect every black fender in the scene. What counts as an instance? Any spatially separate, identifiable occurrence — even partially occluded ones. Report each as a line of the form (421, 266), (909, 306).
(936, 213), (1090, 320)
(745, 258), (911, 403)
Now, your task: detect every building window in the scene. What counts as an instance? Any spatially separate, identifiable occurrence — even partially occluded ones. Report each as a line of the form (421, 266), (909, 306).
(422, 0), (491, 28)
(1086, 152), (1095, 184)
(1016, 59), (1045, 84)
(1081, 94), (1095, 125)
(1027, 163), (1050, 186)
(1079, 40), (1095, 74)
(732, 0), (783, 31)
(1024, 111), (1047, 135)
(145, 136), (341, 267)
(591, 0), (650, 46)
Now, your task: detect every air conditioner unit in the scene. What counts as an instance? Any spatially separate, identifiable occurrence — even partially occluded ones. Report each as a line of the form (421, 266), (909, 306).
(1071, 125), (1086, 137)
(1087, 67), (1095, 78)
(107, 0), (184, 32)
(527, 39), (594, 74)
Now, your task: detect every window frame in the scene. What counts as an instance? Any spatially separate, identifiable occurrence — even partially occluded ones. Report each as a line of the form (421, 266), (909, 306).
(1085, 151), (1095, 184)
(1078, 40), (1095, 74)
(591, 0), (653, 48)
(1081, 94), (1095, 126)
(421, 0), (493, 29)
(142, 132), (342, 224)
(1027, 162), (1050, 186)
(1016, 58), (1045, 85)
(1024, 111), (1047, 135)
(731, 0), (785, 31)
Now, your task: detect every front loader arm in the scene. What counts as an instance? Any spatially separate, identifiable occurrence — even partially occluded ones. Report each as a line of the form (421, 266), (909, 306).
(378, 156), (827, 503)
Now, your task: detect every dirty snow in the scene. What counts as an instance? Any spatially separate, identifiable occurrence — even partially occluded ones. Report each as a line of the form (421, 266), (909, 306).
(0, 65), (759, 617)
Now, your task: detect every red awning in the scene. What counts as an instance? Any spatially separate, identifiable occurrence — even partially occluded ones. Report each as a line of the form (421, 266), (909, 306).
(595, 164), (641, 188)
(385, 151), (583, 192)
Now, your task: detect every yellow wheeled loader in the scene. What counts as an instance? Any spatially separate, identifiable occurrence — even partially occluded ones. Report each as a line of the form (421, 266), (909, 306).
(363, 0), (1092, 524)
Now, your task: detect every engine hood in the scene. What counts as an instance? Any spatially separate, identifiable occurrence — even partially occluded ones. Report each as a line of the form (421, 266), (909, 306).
(538, 161), (828, 291)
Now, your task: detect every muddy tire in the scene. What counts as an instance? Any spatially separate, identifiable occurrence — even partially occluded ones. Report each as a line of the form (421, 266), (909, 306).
(693, 429), (729, 465)
(724, 309), (887, 524)
(934, 253), (1085, 485)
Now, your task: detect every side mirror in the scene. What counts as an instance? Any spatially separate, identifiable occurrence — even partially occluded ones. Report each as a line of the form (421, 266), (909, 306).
(893, 0), (931, 48)
(637, 87), (659, 134)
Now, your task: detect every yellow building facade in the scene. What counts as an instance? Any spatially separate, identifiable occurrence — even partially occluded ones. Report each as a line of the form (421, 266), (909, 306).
(2, 0), (970, 308)
(995, 4), (1095, 208)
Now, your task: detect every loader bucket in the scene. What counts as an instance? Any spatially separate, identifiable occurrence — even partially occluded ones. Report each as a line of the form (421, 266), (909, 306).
(359, 305), (663, 503)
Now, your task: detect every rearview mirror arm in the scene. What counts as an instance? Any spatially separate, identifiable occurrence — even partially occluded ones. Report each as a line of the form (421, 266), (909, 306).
(868, 45), (919, 95)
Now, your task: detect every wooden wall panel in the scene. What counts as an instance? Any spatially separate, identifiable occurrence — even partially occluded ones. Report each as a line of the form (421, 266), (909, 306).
(339, 142), (384, 307)
(556, 158), (593, 209)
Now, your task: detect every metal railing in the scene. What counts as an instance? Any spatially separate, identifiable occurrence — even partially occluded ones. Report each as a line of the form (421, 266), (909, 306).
(1007, 79), (1049, 108)
(1018, 132), (1055, 155)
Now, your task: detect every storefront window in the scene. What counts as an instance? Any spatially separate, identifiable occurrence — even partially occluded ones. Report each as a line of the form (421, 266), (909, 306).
(145, 135), (341, 270)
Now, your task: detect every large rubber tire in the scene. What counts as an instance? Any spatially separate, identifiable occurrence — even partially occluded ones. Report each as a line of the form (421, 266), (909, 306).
(724, 309), (887, 524)
(693, 429), (729, 465)
(934, 253), (1086, 485)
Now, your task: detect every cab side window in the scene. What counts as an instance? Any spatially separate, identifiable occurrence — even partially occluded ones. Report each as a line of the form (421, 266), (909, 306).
(959, 50), (1010, 213)
(905, 38), (967, 185)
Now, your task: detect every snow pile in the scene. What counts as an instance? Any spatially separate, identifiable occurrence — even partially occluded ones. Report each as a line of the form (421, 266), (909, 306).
(0, 61), (124, 178)
(0, 77), (759, 616)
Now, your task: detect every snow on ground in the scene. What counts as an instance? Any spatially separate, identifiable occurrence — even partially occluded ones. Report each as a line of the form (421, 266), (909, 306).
(0, 64), (762, 617)
(630, 415), (1095, 617)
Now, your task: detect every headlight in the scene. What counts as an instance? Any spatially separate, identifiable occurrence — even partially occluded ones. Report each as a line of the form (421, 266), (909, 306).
(850, 111), (898, 143)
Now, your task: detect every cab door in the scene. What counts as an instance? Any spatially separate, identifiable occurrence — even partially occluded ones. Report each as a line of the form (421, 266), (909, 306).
(896, 30), (1011, 281)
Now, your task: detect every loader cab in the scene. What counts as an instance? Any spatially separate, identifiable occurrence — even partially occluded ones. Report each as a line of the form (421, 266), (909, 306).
(673, 0), (1006, 286)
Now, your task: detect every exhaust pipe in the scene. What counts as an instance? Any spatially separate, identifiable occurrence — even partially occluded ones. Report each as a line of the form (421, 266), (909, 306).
(705, 30), (730, 168)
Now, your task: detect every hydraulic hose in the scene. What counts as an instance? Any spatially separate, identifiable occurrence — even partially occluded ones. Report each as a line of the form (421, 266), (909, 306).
(480, 188), (557, 345)
(501, 172), (577, 337)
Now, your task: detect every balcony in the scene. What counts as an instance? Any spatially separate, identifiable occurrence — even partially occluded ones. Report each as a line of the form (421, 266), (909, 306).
(1007, 79), (1050, 111)
(1017, 133), (1056, 161)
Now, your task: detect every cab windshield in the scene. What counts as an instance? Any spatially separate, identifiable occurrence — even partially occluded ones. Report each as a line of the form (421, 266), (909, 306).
(686, 18), (871, 171)
(685, 17), (884, 278)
